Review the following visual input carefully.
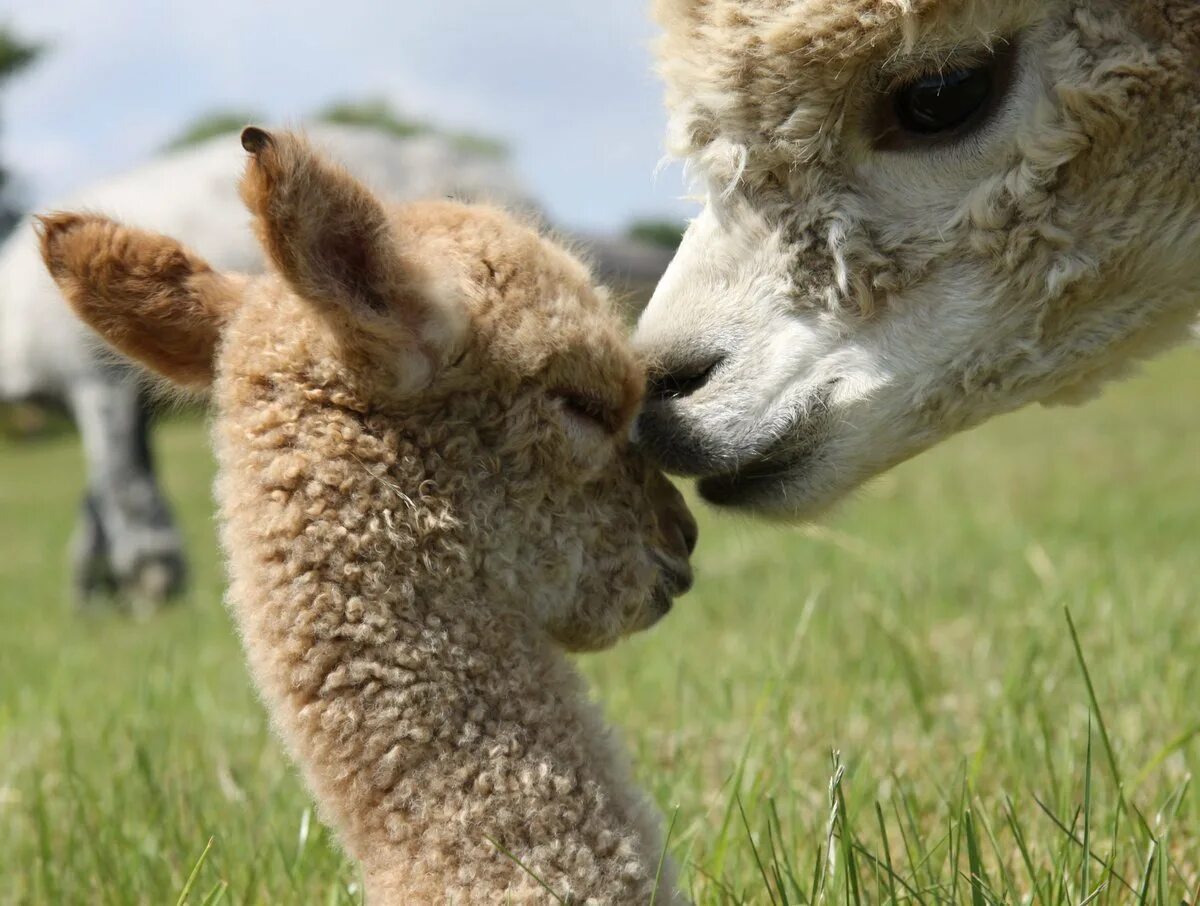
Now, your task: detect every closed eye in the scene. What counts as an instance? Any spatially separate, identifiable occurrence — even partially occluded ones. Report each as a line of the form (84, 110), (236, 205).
(552, 388), (619, 434)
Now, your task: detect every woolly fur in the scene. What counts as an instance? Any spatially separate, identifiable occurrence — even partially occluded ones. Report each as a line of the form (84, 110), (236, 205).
(40, 130), (696, 905)
(637, 0), (1200, 516)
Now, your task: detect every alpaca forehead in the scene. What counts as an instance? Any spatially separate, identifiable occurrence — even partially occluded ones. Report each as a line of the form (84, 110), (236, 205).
(658, 0), (1048, 172)
(392, 199), (640, 395)
(398, 200), (598, 311)
(397, 198), (577, 276)
(658, 0), (1027, 60)
(486, 307), (644, 403)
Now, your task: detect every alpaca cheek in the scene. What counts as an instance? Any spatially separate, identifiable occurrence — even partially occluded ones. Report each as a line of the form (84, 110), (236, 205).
(513, 536), (588, 631)
(394, 358), (433, 396)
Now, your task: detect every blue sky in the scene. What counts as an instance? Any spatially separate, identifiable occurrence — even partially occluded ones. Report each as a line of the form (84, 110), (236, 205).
(1, 0), (696, 232)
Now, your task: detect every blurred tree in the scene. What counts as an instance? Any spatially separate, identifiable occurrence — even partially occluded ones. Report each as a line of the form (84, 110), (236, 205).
(625, 218), (685, 250)
(164, 110), (263, 151)
(317, 98), (427, 138)
(316, 98), (508, 159)
(164, 99), (509, 160)
(0, 29), (42, 237)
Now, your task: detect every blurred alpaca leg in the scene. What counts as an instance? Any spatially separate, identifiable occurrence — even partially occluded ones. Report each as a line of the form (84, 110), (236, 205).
(67, 371), (186, 609)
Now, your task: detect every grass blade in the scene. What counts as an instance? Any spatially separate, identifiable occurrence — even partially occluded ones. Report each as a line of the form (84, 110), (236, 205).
(176, 837), (216, 906)
(1064, 612), (1122, 795)
(962, 810), (987, 906)
(650, 806), (681, 906)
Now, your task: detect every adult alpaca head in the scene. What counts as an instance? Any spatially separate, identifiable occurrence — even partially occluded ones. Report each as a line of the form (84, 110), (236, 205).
(40, 128), (696, 902)
(637, 0), (1200, 517)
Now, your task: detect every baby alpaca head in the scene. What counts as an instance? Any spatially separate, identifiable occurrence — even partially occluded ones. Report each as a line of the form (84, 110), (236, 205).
(40, 127), (697, 651)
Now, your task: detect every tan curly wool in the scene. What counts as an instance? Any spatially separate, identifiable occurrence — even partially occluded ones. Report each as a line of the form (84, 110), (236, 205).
(39, 129), (695, 905)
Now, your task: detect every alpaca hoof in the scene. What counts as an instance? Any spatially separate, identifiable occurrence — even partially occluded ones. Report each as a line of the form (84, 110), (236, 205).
(70, 561), (119, 608)
(122, 553), (187, 613)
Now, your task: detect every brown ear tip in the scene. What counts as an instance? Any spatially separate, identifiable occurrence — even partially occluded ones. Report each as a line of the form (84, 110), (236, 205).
(34, 212), (88, 265)
(34, 211), (83, 236)
(240, 126), (274, 155)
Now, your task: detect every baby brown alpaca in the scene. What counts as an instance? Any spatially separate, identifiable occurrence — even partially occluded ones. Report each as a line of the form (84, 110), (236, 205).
(40, 128), (696, 905)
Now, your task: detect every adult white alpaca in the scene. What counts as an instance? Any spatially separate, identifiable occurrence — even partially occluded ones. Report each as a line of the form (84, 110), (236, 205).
(0, 122), (673, 604)
(635, 0), (1199, 516)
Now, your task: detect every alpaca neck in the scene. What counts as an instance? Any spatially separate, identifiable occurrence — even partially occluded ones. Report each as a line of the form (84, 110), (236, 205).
(214, 387), (673, 904)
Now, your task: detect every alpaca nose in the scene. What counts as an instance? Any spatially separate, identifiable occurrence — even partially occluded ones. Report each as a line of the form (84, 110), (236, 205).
(634, 349), (731, 475)
(645, 351), (725, 402)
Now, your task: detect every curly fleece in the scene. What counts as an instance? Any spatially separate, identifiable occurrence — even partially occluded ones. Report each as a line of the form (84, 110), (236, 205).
(624, 0), (1200, 520)
(40, 129), (695, 905)
(654, 0), (1200, 402)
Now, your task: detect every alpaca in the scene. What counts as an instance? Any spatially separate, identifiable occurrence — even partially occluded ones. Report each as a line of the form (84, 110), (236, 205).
(1, 122), (674, 607)
(38, 128), (696, 904)
(635, 0), (1200, 517)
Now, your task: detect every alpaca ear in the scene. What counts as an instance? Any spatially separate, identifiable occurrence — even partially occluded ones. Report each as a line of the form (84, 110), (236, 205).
(238, 127), (464, 362)
(38, 213), (239, 389)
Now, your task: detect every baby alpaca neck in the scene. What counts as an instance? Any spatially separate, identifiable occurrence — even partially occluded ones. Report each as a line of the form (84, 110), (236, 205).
(214, 372), (675, 904)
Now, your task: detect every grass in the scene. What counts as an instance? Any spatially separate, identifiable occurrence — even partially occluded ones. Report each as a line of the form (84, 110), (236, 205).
(1, 349), (1198, 904)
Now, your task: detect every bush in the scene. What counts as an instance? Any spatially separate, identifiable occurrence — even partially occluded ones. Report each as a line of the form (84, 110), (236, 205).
(163, 111), (263, 152)
(625, 218), (686, 250)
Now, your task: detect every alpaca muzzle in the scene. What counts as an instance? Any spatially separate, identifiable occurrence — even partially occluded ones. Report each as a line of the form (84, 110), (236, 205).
(647, 471), (697, 600)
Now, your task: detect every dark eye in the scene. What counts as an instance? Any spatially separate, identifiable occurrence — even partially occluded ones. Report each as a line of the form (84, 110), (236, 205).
(874, 41), (1017, 150)
(554, 389), (617, 434)
(894, 66), (992, 135)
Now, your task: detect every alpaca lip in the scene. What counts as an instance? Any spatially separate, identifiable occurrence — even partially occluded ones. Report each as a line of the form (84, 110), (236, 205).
(642, 572), (683, 629)
(651, 551), (693, 597)
(650, 583), (674, 621)
(636, 382), (828, 484)
(696, 443), (811, 509)
(634, 401), (747, 476)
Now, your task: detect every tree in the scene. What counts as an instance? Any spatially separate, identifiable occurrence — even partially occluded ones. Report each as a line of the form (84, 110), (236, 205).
(625, 218), (686, 250)
(316, 99), (508, 158)
(164, 99), (508, 160)
(0, 29), (41, 237)
(163, 110), (263, 152)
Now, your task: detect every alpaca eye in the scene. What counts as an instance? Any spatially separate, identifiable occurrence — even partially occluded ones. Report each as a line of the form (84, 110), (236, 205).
(553, 389), (616, 434)
(894, 66), (992, 135)
(874, 41), (1018, 150)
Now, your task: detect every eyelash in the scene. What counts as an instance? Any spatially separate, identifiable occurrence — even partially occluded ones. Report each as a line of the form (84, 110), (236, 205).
(553, 389), (617, 434)
(870, 38), (1019, 151)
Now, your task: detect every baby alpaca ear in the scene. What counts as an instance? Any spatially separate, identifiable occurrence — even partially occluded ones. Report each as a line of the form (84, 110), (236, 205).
(38, 213), (238, 389)
(239, 127), (463, 361)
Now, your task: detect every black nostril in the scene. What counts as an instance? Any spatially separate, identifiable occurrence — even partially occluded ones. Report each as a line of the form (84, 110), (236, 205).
(646, 353), (724, 402)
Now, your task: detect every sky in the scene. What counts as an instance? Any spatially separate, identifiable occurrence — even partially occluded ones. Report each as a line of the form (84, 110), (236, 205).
(0, 0), (697, 233)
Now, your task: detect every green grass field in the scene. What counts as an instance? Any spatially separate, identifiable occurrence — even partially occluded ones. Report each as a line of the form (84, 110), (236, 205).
(1, 349), (1197, 905)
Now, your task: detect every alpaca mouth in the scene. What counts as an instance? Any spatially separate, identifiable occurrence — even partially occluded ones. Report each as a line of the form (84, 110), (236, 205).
(649, 583), (675, 622)
(696, 442), (813, 509)
(636, 383), (832, 492)
(639, 552), (693, 630)
(652, 552), (693, 597)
